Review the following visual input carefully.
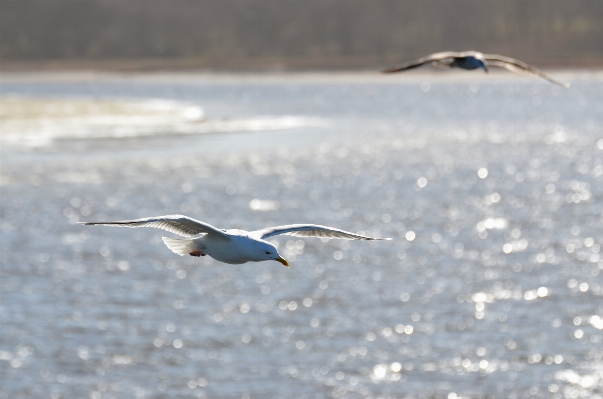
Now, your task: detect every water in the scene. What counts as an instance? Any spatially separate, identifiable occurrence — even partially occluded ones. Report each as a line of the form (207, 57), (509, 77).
(1, 71), (603, 399)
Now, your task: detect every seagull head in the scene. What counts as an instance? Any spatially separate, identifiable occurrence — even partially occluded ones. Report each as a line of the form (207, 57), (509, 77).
(473, 58), (488, 73)
(466, 55), (488, 73)
(258, 241), (289, 267)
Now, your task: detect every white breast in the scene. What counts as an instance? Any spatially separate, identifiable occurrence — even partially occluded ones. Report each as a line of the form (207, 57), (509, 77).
(200, 234), (261, 264)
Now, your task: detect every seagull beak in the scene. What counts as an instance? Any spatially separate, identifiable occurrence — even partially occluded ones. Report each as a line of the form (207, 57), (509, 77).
(275, 256), (289, 267)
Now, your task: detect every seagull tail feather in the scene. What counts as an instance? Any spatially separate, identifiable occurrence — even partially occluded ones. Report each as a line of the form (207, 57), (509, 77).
(162, 237), (199, 256)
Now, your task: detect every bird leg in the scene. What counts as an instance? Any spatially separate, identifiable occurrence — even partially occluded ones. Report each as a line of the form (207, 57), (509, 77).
(189, 250), (206, 257)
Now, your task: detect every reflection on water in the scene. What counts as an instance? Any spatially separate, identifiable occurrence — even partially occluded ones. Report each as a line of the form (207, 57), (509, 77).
(0, 97), (325, 148)
(1, 72), (603, 399)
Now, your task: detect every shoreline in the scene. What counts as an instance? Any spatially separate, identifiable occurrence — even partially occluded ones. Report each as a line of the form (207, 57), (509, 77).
(1, 68), (602, 85)
(2, 54), (603, 74)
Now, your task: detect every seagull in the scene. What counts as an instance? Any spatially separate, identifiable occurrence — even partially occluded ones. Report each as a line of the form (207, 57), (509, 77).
(382, 51), (570, 88)
(82, 215), (391, 267)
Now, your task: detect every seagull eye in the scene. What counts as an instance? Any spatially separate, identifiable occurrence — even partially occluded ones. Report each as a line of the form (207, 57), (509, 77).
(265, 251), (271, 255)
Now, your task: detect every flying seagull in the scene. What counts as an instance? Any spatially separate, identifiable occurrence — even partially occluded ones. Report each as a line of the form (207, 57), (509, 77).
(382, 51), (570, 88)
(82, 215), (391, 266)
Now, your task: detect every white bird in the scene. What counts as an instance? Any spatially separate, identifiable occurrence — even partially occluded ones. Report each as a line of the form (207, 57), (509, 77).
(82, 215), (391, 267)
(382, 50), (570, 88)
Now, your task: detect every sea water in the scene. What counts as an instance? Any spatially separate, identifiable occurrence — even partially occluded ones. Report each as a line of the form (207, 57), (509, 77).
(1, 71), (602, 398)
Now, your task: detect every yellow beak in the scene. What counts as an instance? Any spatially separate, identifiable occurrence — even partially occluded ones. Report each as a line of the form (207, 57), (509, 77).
(276, 256), (289, 267)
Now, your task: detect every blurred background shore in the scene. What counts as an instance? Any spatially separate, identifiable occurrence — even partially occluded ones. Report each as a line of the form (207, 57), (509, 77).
(1, 0), (603, 72)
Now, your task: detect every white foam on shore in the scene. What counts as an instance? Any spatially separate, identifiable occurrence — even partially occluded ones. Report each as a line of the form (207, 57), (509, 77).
(0, 97), (326, 148)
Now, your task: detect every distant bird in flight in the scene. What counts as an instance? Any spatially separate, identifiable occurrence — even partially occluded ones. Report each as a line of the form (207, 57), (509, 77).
(82, 215), (391, 266)
(382, 51), (570, 88)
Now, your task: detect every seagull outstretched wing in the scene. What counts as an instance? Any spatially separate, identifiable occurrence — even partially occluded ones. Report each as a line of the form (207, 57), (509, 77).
(381, 51), (461, 73)
(81, 215), (229, 238)
(483, 54), (570, 88)
(251, 224), (392, 241)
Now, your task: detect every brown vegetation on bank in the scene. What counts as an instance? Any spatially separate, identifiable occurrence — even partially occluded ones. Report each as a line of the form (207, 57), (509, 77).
(1, 0), (602, 71)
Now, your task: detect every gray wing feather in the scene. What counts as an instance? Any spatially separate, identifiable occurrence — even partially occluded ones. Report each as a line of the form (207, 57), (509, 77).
(382, 51), (461, 73)
(81, 215), (228, 238)
(252, 224), (392, 241)
(484, 54), (570, 88)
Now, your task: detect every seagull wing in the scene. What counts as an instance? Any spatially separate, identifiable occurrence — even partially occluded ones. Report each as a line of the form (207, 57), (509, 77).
(81, 215), (229, 238)
(483, 54), (570, 88)
(251, 224), (392, 241)
(382, 51), (461, 73)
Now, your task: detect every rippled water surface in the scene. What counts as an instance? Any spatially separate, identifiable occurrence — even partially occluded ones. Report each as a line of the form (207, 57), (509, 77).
(1, 72), (603, 399)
